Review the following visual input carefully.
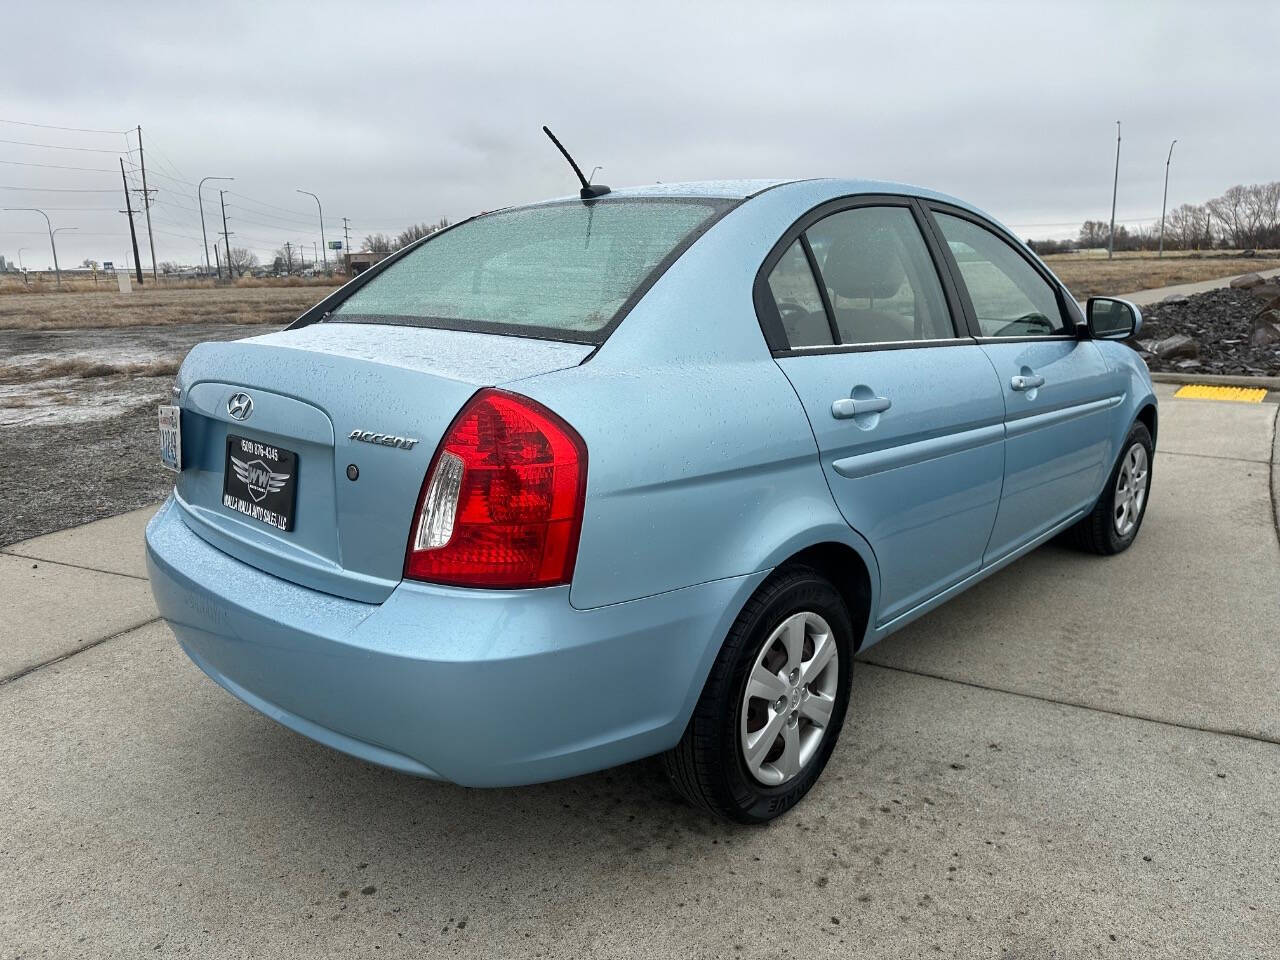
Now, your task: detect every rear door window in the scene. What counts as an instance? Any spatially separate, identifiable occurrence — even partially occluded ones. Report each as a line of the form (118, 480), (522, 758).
(326, 198), (731, 343)
(806, 206), (955, 344)
(766, 240), (834, 347)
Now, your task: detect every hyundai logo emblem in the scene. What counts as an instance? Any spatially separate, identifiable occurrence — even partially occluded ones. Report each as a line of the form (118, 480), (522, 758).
(227, 392), (254, 421)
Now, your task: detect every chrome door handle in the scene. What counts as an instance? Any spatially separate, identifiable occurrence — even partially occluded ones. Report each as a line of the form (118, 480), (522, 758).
(1010, 374), (1045, 391)
(831, 396), (892, 419)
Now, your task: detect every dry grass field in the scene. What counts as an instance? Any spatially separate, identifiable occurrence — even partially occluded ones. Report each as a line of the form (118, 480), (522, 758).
(0, 282), (340, 330)
(2, 250), (1277, 332)
(0, 274), (337, 295)
(1042, 250), (1280, 299)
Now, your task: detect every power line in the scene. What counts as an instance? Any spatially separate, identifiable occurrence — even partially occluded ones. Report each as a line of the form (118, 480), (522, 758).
(0, 229), (121, 237)
(0, 184), (117, 192)
(0, 158), (116, 173)
(0, 137), (123, 154)
(0, 118), (131, 135)
(1007, 215), (1161, 229)
(225, 189), (342, 223)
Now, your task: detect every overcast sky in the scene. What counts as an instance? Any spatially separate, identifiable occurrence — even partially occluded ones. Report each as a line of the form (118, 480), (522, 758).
(3, 0), (1277, 270)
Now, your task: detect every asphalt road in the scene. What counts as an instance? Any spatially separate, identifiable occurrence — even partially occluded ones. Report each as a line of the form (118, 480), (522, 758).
(1, 382), (1278, 959)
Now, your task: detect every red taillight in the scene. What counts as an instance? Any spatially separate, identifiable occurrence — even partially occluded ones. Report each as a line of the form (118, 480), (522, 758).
(404, 388), (587, 588)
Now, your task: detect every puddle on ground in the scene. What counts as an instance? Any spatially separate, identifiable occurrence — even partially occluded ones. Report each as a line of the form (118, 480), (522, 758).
(0, 323), (275, 427)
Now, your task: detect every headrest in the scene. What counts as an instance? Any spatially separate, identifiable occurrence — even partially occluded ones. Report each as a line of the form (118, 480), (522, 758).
(822, 229), (905, 300)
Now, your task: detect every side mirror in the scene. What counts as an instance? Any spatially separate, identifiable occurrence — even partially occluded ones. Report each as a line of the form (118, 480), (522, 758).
(1086, 297), (1142, 340)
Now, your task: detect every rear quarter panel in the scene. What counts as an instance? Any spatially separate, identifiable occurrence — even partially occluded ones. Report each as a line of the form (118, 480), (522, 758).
(509, 182), (885, 613)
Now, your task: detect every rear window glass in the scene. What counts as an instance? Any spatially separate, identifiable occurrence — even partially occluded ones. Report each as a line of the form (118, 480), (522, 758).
(326, 198), (731, 342)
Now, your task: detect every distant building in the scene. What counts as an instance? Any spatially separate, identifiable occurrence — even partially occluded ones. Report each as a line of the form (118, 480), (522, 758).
(344, 250), (391, 275)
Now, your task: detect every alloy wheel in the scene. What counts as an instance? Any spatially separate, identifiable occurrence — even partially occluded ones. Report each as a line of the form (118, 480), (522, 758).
(739, 611), (840, 786)
(1113, 442), (1149, 537)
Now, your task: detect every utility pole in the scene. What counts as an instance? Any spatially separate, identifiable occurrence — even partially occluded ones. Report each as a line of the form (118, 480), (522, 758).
(119, 158), (144, 285)
(4, 207), (62, 289)
(1158, 138), (1177, 259)
(198, 176), (234, 276)
(1107, 120), (1121, 261)
(135, 125), (158, 282)
(342, 217), (351, 272)
(297, 189), (327, 270)
(219, 189), (233, 280)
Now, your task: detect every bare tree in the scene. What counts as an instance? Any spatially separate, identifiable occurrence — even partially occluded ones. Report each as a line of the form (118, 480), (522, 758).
(1078, 220), (1109, 249)
(362, 233), (393, 253)
(392, 217), (452, 251)
(273, 245), (299, 275)
(1245, 182), (1280, 247)
(1207, 185), (1256, 248)
(1166, 204), (1212, 250)
(228, 247), (259, 277)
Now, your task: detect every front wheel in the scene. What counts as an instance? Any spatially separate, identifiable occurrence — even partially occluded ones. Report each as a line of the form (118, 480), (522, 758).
(1066, 421), (1153, 555)
(662, 566), (854, 823)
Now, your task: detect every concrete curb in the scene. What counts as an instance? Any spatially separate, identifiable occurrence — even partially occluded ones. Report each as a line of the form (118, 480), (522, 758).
(1150, 372), (1280, 390)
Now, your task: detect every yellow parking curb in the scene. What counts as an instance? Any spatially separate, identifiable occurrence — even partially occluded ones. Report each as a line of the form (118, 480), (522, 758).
(1173, 384), (1268, 403)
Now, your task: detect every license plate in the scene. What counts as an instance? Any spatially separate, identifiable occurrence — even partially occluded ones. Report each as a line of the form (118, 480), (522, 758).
(158, 404), (181, 472)
(222, 435), (298, 532)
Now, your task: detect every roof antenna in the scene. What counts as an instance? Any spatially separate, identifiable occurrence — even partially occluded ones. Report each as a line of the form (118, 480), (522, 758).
(542, 125), (610, 200)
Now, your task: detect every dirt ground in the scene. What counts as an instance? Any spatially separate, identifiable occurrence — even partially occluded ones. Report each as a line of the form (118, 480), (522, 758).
(0, 321), (293, 545)
(0, 283), (340, 330)
(0, 400), (173, 545)
(1043, 251), (1280, 300)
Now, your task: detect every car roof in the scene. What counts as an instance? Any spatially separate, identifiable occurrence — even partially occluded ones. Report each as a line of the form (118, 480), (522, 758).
(539, 178), (987, 215)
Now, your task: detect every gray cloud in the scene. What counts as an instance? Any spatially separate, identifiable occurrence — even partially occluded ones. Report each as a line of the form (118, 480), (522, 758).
(3, 0), (1276, 268)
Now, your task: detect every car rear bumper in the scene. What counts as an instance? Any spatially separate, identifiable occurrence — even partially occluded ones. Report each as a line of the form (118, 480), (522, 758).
(145, 496), (763, 787)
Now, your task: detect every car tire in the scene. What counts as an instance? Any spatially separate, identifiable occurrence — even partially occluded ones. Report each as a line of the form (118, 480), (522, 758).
(1066, 421), (1154, 556)
(662, 565), (854, 823)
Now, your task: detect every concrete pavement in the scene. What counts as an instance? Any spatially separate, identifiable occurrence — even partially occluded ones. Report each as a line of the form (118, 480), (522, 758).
(1120, 266), (1280, 306)
(2, 386), (1278, 958)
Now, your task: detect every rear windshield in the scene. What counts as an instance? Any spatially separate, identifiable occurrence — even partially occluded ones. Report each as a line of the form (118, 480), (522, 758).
(326, 197), (732, 343)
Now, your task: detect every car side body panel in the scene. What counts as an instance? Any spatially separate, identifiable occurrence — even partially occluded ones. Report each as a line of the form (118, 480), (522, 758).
(777, 345), (1005, 625)
(978, 338), (1121, 559)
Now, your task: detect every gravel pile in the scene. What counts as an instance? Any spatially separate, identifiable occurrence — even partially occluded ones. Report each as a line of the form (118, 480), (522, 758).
(1134, 274), (1280, 376)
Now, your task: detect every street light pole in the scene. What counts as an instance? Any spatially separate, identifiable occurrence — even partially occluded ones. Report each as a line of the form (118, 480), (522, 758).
(198, 176), (234, 276)
(5, 207), (62, 289)
(52, 226), (78, 275)
(1158, 139), (1177, 259)
(1108, 120), (1121, 261)
(297, 189), (327, 270)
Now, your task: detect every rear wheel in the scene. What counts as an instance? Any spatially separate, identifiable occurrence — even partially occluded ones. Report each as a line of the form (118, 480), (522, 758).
(1066, 421), (1153, 555)
(662, 566), (854, 823)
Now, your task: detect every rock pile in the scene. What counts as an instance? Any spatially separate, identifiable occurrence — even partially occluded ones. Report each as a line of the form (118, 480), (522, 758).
(1131, 274), (1280, 376)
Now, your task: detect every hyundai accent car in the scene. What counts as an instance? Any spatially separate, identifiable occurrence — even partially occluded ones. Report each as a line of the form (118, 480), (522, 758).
(146, 178), (1156, 822)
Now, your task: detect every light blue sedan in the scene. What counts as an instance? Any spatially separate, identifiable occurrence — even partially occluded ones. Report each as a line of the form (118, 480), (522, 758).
(146, 178), (1156, 822)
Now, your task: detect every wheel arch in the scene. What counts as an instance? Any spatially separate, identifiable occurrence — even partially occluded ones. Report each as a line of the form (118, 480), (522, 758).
(1135, 401), (1158, 447)
(780, 542), (875, 652)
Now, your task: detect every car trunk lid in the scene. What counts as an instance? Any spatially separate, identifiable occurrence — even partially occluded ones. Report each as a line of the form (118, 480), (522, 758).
(173, 322), (592, 603)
